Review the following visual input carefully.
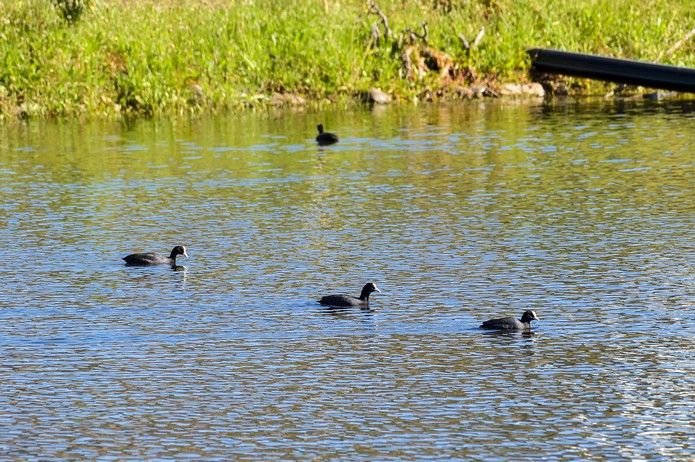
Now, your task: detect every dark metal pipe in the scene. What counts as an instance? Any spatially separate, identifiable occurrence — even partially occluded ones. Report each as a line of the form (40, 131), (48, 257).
(528, 48), (695, 93)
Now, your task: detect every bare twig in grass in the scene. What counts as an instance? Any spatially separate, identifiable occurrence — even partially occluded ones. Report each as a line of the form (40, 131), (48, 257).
(657, 27), (695, 60)
(458, 34), (469, 50)
(404, 22), (428, 45)
(401, 46), (427, 81)
(459, 27), (485, 51)
(370, 23), (381, 47)
(472, 27), (485, 48)
(367, 0), (392, 40)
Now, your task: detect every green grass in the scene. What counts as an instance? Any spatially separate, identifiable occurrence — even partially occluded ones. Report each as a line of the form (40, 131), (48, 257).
(1, 0), (694, 119)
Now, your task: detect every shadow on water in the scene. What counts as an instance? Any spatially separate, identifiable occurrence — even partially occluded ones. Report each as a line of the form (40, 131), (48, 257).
(535, 97), (695, 119)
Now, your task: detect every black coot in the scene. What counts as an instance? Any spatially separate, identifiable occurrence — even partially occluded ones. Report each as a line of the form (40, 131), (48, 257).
(316, 124), (338, 146)
(480, 310), (539, 330)
(318, 282), (380, 307)
(123, 245), (188, 266)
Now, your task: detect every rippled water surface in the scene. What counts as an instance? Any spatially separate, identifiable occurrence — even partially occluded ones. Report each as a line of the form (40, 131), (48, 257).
(1, 100), (694, 460)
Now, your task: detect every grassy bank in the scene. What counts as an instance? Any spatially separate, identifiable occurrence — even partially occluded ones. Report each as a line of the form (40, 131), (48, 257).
(1, 0), (694, 119)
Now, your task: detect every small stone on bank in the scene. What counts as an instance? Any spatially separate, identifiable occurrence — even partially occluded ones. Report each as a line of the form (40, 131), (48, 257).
(500, 83), (545, 97)
(368, 88), (391, 104)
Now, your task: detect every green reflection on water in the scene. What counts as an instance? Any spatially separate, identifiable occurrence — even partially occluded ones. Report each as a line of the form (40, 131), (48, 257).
(1, 100), (691, 225)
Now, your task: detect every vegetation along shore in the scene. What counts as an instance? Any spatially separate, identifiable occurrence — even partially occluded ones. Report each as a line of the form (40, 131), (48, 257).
(2, 0), (695, 120)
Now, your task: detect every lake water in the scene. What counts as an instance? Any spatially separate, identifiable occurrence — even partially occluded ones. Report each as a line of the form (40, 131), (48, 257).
(0, 100), (693, 460)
